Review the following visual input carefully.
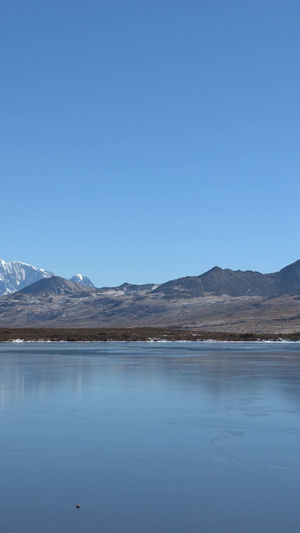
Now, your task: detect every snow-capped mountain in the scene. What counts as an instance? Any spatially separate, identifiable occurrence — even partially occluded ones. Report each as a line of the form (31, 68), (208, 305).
(69, 273), (95, 288)
(0, 259), (54, 295)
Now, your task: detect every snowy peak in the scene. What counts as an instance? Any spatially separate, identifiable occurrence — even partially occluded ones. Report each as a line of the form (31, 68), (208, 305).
(0, 259), (53, 295)
(69, 274), (95, 288)
(0, 259), (95, 295)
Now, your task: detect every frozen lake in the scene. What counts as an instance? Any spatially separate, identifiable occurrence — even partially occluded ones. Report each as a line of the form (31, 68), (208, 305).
(1, 341), (300, 532)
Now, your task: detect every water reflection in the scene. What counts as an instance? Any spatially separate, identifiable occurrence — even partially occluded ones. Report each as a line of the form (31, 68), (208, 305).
(1, 342), (300, 408)
(0, 342), (300, 533)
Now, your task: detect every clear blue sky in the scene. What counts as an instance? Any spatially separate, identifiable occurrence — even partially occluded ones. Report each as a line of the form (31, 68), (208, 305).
(1, 0), (299, 287)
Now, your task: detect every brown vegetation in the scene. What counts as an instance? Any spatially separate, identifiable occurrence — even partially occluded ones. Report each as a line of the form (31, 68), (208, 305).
(0, 327), (300, 342)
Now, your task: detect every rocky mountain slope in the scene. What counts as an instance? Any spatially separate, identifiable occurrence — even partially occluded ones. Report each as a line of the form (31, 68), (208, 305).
(153, 260), (300, 298)
(0, 260), (299, 332)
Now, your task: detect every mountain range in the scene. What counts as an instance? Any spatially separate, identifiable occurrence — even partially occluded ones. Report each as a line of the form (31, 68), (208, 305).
(0, 259), (299, 333)
(0, 259), (94, 295)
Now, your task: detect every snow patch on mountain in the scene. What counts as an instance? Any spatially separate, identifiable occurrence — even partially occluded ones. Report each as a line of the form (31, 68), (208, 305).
(0, 259), (54, 295)
(69, 274), (95, 288)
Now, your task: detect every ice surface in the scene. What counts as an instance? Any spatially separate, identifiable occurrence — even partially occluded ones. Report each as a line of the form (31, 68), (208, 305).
(0, 342), (300, 532)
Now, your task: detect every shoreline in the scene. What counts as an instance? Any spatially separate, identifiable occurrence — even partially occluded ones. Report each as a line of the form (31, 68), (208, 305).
(0, 327), (300, 343)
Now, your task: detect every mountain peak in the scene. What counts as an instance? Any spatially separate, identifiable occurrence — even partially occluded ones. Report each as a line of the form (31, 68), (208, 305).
(203, 266), (223, 275)
(19, 276), (95, 296)
(69, 274), (95, 288)
(0, 259), (53, 295)
(279, 259), (300, 273)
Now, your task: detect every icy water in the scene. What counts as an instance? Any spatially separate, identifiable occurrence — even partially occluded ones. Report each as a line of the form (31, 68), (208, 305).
(1, 342), (300, 532)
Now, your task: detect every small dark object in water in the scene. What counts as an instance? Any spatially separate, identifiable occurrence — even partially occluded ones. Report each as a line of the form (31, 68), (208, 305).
(76, 504), (80, 509)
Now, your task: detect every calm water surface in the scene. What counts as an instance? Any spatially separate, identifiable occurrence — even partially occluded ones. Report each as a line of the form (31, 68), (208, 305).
(1, 341), (300, 532)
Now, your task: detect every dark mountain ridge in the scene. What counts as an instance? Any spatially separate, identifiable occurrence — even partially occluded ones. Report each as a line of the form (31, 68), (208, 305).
(19, 276), (95, 296)
(153, 260), (300, 298)
(14, 260), (300, 300)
